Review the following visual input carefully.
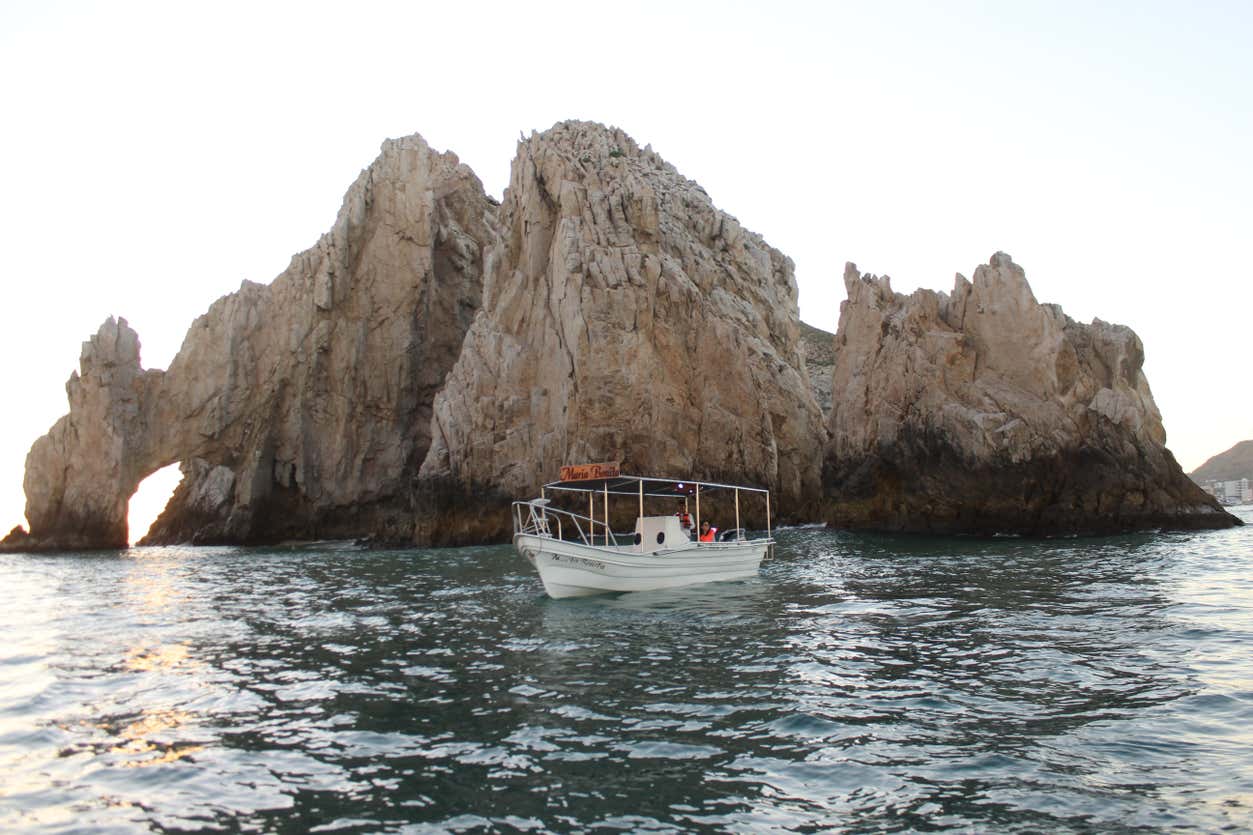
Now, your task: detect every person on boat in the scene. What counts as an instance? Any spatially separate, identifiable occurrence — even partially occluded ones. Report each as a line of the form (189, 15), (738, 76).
(699, 520), (718, 542)
(677, 510), (693, 533)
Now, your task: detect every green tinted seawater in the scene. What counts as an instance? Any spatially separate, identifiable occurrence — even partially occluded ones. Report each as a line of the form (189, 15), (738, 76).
(2, 509), (1252, 832)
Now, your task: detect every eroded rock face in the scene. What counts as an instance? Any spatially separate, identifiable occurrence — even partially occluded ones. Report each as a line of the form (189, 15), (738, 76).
(11, 135), (495, 549)
(416, 121), (825, 544)
(8, 121), (823, 551)
(19, 318), (163, 548)
(10, 123), (1232, 552)
(823, 253), (1239, 534)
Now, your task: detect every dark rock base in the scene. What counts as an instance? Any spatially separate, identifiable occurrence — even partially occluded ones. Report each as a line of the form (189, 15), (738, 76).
(824, 438), (1242, 537)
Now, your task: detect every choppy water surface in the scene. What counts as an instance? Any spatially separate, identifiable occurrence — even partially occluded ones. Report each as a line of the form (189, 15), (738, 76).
(3, 509), (1252, 832)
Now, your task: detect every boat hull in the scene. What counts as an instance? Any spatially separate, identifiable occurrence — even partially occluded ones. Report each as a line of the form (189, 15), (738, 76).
(514, 534), (766, 598)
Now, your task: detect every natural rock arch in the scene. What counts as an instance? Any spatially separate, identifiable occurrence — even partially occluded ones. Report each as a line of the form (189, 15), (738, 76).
(15, 135), (494, 549)
(4, 124), (1238, 551)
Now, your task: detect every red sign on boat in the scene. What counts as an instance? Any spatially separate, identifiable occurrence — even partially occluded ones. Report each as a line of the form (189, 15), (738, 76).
(559, 462), (621, 482)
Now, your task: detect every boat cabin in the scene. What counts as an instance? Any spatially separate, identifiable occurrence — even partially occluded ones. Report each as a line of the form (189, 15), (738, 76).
(633, 515), (691, 553)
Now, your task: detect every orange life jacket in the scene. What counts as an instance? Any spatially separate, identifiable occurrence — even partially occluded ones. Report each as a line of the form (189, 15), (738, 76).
(699, 526), (717, 542)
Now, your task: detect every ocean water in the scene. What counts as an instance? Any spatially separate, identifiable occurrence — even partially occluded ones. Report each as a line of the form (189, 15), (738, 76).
(2, 509), (1251, 833)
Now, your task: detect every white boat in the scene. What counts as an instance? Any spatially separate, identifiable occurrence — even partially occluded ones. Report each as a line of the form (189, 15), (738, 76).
(512, 465), (774, 599)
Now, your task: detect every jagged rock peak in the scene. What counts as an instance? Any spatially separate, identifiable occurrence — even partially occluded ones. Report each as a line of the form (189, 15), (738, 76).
(517, 120), (677, 180)
(416, 121), (824, 544)
(15, 316), (161, 549)
(508, 120), (792, 291)
(11, 129), (497, 550)
(823, 252), (1236, 535)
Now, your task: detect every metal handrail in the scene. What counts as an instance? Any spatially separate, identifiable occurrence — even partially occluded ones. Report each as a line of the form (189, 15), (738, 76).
(514, 501), (778, 556)
(512, 501), (626, 548)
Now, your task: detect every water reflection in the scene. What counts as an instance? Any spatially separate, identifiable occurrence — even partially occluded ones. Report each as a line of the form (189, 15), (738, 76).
(122, 547), (188, 614)
(107, 709), (204, 767)
(1, 521), (1251, 831)
(123, 642), (191, 673)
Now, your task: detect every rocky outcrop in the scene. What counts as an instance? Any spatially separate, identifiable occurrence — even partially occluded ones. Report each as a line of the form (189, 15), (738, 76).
(8, 121), (1237, 551)
(823, 253), (1239, 535)
(17, 318), (163, 549)
(8, 135), (494, 549)
(6, 122), (822, 550)
(414, 122), (825, 544)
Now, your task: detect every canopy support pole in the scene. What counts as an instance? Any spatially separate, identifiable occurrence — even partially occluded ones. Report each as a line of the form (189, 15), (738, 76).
(735, 488), (741, 542)
(639, 480), (644, 520)
(603, 482), (609, 546)
(695, 485), (701, 543)
(766, 491), (772, 560)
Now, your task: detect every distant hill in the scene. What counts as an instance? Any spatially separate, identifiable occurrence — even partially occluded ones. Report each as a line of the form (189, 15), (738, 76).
(1190, 440), (1253, 483)
(799, 320), (835, 418)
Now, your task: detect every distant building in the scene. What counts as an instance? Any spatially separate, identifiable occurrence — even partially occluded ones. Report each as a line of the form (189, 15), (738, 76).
(1204, 478), (1253, 504)
(1222, 478), (1252, 504)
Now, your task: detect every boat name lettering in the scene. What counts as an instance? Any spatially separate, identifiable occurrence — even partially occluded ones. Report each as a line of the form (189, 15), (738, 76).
(559, 462), (621, 481)
(551, 554), (606, 571)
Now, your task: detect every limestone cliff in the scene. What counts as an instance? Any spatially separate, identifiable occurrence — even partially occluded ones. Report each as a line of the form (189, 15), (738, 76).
(6, 122), (822, 550)
(415, 121), (826, 544)
(11, 135), (494, 549)
(7, 123), (1237, 551)
(823, 253), (1239, 534)
(19, 318), (163, 548)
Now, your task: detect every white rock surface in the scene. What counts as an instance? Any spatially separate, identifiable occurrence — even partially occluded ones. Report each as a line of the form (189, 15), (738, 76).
(415, 121), (826, 543)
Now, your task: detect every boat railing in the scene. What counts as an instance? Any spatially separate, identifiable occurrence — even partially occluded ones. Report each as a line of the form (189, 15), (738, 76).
(512, 500), (627, 548)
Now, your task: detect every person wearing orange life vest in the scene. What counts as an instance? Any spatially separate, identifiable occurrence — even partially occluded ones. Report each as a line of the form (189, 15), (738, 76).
(699, 520), (718, 542)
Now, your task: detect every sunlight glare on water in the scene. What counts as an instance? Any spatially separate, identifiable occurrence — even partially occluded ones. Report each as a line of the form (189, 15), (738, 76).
(1, 509), (1251, 832)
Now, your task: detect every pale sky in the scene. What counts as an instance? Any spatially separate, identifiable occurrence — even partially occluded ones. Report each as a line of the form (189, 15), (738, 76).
(1, 0), (1249, 542)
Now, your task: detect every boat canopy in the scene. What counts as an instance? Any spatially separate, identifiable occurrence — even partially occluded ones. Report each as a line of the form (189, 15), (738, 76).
(527, 465), (774, 561)
(542, 473), (768, 499)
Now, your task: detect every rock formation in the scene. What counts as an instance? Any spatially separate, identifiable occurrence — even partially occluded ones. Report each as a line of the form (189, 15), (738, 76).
(415, 122), (826, 544)
(10, 135), (494, 549)
(19, 318), (163, 549)
(823, 253), (1239, 534)
(5, 122), (1238, 551)
(6, 122), (823, 550)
